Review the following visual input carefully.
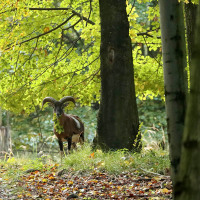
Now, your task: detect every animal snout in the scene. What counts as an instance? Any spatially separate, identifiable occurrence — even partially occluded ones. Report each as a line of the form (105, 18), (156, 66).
(56, 112), (62, 118)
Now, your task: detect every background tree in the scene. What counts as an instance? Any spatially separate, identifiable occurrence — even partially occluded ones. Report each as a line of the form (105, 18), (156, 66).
(0, 0), (163, 113)
(0, 0), (164, 150)
(0, 108), (2, 127)
(159, 0), (188, 191)
(96, 0), (140, 150)
(0, 111), (12, 156)
(175, 1), (200, 198)
(0, 0), (101, 113)
(184, 0), (198, 80)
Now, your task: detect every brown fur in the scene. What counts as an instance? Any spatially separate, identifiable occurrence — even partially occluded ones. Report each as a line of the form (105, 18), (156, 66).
(54, 113), (84, 146)
(42, 96), (84, 154)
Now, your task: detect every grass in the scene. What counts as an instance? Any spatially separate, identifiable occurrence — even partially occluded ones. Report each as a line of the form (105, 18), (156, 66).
(0, 145), (172, 200)
(0, 143), (170, 184)
(62, 144), (170, 174)
(0, 98), (170, 198)
(0, 145), (170, 199)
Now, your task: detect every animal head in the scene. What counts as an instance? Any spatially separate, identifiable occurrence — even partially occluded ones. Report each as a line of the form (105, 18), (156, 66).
(42, 96), (75, 117)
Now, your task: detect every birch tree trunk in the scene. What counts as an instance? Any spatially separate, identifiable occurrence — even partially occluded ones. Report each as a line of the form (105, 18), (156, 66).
(0, 111), (12, 156)
(159, 0), (187, 191)
(0, 107), (2, 127)
(96, 0), (140, 150)
(6, 111), (12, 153)
(0, 127), (11, 155)
(175, 2), (200, 199)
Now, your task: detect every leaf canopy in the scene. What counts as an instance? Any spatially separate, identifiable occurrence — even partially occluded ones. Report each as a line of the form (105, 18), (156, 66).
(0, 0), (164, 113)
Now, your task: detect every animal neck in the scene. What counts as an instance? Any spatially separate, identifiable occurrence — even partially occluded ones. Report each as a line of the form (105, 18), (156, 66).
(57, 113), (65, 124)
(53, 113), (64, 124)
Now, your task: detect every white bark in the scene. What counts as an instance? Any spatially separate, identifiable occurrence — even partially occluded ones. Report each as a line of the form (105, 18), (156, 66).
(0, 111), (12, 156)
(159, 0), (187, 190)
(0, 108), (2, 127)
(0, 127), (11, 155)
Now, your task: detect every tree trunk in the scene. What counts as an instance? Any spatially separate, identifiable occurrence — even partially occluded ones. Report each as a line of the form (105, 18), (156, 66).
(0, 111), (12, 156)
(184, 0), (197, 80)
(0, 107), (2, 126)
(0, 127), (11, 156)
(175, 2), (200, 199)
(96, 0), (140, 150)
(159, 0), (188, 192)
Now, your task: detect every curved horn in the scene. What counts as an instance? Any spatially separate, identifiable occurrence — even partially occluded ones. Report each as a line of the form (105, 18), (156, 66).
(59, 96), (76, 105)
(42, 97), (57, 108)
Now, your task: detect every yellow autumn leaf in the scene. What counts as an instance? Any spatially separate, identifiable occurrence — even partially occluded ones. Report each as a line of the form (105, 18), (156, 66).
(160, 188), (169, 193)
(67, 180), (73, 185)
(49, 176), (56, 180)
(43, 27), (50, 33)
(153, 176), (162, 181)
(61, 187), (67, 191)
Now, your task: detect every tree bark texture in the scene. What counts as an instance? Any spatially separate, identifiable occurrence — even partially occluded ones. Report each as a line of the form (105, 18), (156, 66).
(159, 0), (187, 191)
(184, 0), (197, 80)
(96, 0), (139, 150)
(175, 2), (200, 199)
(0, 127), (12, 155)
(0, 108), (2, 127)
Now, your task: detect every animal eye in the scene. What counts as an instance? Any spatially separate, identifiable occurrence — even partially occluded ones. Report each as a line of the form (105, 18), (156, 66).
(63, 103), (68, 108)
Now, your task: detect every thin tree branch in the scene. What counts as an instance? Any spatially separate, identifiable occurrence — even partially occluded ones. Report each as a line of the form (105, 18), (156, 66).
(71, 10), (94, 25)
(29, 7), (95, 25)
(36, 54), (99, 91)
(2, 37), (81, 104)
(137, 28), (161, 38)
(29, 7), (70, 11)
(70, 68), (100, 89)
(5, 14), (75, 50)
(141, 34), (162, 75)
(86, 0), (93, 27)
(56, 37), (81, 62)
(22, 37), (39, 66)
(128, 0), (136, 16)
(137, 32), (153, 38)
(54, 29), (64, 64)
(4, 7), (94, 50)
(59, 55), (100, 92)
(11, 50), (21, 91)
(2, 4), (96, 104)
(63, 19), (82, 31)
(0, 8), (15, 15)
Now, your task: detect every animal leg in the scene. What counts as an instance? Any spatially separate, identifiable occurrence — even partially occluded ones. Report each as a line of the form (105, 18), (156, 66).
(67, 137), (72, 152)
(80, 132), (84, 144)
(58, 140), (64, 163)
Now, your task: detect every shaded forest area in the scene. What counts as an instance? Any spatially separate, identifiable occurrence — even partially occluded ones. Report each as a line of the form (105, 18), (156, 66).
(1, 0), (200, 199)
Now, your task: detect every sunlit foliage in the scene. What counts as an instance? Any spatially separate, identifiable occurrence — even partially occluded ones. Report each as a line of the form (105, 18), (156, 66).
(0, 0), (164, 113)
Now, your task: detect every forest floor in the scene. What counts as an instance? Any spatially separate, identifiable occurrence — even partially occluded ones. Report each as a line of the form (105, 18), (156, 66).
(0, 144), (172, 199)
(0, 163), (172, 200)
